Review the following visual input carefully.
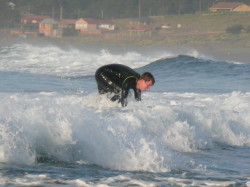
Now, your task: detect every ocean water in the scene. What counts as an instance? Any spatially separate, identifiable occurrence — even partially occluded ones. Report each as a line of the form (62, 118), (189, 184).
(0, 42), (249, 186)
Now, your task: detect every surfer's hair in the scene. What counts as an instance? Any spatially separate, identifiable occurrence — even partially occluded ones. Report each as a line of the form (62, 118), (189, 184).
(139, 72), (155, 85)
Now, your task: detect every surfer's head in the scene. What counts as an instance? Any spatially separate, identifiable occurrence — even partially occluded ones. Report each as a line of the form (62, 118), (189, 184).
(136, 72), (155, 91)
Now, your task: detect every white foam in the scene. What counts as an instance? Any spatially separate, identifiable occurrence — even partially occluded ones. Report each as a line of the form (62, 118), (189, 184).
(0, 43), (159, 77)
(65, 173), (237, 187)
(0, 91), (249, 187)
(0, 43), (215, 77)
(0, 91), (250, 171)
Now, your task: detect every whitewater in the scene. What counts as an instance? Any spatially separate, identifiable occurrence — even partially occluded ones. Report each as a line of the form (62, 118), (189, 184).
(0, 41), (249, 186)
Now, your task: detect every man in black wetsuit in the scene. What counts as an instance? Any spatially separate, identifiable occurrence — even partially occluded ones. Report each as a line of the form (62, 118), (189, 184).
(95, 64), (155, 107)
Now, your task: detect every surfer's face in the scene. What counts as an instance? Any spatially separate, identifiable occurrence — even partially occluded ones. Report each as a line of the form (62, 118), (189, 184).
(136, 79), (153, 91)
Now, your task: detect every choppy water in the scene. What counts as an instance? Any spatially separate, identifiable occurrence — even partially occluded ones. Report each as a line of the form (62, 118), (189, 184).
(0, 42), (249, 186)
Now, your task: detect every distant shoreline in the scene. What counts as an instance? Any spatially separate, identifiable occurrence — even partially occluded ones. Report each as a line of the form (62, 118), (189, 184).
(1, 33), (249, 63)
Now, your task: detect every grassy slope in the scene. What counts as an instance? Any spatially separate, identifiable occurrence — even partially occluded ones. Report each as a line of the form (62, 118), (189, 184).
(8, 13), (248, 53)
(110, 13), (250, 48)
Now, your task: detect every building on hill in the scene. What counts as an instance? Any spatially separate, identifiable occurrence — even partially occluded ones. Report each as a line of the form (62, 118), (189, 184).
(39, 19), (62, 37)
(21, 15), (52, 32)
(75, 18), (115, 34)
(94, 19), (115, 31)
(75, 18), (99, 34)
(210, 2), (250, 12)
(59, 19), (77, 29)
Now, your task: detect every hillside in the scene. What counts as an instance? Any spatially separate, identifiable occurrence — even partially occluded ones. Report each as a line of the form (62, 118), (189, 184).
(2, 12), (250, 62)
(110, 13), (250, 48)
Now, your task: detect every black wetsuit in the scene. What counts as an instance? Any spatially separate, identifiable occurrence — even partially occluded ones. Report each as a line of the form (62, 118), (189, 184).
(95, 64), (141, 107)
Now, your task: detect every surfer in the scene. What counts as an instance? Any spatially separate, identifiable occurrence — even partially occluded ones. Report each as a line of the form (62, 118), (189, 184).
(95, 64), (155, 107)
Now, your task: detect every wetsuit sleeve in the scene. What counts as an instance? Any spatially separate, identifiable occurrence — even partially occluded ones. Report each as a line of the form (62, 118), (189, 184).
(134, 88), (141, 101)
(120, 80), (141, 107)
(120, 82), (130, 107)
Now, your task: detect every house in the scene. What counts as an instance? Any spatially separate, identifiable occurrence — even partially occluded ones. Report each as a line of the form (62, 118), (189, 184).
(75, 18), (97, 32)
(161, 24), (171, 29)
(97, 19), (115, 31)
(59, 19), (76, 29)
(39, 19), (62, 37)
(210, 2), (250, 12)
(21, 14), (51, 32)
(75, 18), (114, 34)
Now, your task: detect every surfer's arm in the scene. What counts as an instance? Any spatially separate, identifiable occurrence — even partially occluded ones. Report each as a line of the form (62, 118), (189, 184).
(121, 82), (129, 107)
(134, 88), (141, 101)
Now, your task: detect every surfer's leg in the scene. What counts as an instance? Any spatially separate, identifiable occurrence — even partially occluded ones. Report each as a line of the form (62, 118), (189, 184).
(96, 77), (115, 94)
(111, 94), (120, 102)
(95, 70), (119, 98)
(97, 83), (121, 103)
(97, 84), (107, 94)
(96, 71), (110, 94)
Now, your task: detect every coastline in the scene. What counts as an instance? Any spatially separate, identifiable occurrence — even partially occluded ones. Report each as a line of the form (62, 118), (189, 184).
(1, 34), (249, 63)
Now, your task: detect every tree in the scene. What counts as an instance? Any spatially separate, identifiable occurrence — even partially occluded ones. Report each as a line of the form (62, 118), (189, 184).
(226, 24), (244, 34)
(3, 0), (250, 29)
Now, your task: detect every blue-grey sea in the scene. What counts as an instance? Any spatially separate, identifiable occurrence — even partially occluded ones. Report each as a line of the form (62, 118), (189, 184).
(0, 41), (249, 186)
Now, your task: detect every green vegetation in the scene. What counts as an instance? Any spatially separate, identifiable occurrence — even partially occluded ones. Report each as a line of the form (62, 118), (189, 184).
(226, 24), (244, 34)
(1, 0), (250, 49)
(245, 25), (250, 33)
(103, 13), (250, 48)
(62, 28), (79, 36)
(33, 13), (249, 49)
(1, 0), (250, 28)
